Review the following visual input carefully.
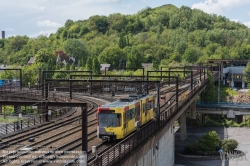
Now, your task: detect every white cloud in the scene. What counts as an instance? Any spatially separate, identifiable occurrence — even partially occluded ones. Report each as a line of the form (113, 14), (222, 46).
(36, 20), (62, 27)
(243, 21), (250, 28)
(32, 5), (45, 11)
(192, 0), (250, 15)
(5, 27), (14, 31)
(230, 19), (239, 22)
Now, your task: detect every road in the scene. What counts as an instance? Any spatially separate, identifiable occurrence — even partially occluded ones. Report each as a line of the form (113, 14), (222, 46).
(174, 126), (250, 166)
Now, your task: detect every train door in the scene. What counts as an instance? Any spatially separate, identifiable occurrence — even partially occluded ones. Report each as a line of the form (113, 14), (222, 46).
(123, 106), (129, 136)
(135, 102), (141, 125)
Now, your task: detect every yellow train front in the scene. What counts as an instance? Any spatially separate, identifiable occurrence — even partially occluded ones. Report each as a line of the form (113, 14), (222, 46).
(97, 94), (155, 141)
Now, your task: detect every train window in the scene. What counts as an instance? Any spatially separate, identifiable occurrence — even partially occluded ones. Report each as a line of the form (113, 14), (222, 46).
(98, 113), (121, 127)
(147, 100), (154, 110)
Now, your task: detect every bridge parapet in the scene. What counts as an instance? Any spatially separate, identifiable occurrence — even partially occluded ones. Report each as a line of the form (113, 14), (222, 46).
(197, 102), (250, 109)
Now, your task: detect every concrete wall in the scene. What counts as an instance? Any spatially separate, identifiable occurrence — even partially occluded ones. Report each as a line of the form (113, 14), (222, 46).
(120, 125), (175, 166)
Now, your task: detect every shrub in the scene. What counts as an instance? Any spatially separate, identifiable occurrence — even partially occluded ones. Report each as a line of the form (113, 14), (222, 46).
(221, 139), (238, 152)
(199, 131), (220, 151)
(183, 143), (200, 155)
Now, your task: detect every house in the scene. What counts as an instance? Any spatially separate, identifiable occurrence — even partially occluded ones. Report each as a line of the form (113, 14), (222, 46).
(0, 65), (7, 73)
(28, 57), (35, 66)
(141, 63), (153, 70)
(100, 64), (112, 74)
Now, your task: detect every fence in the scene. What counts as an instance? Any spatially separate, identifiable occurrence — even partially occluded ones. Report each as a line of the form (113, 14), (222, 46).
(0, 107), (76, 138)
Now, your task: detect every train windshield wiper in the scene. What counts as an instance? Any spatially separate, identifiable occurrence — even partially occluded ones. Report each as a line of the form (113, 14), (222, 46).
(107, 121), (114, 128)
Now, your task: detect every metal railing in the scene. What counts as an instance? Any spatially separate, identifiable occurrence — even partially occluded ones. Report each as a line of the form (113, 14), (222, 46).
(0, 107), (76, 138)
(0, 87), (70, 102)
(196, 102), (250, 109)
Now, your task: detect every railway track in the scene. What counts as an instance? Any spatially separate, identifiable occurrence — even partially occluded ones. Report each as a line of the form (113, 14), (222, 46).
(0, 71), (210, 166)
(0, 94), (108, 166)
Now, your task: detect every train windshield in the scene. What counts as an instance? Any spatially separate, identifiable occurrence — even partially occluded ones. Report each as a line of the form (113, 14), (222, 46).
(98, 113), (121, 128)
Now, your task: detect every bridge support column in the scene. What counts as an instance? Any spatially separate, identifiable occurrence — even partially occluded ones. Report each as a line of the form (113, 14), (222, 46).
(0, 105), (2, 114)
(38, 106), (44, 114)
(14, 106), (21, 114)
(180, 112), (187, 141)
(200, 92), (204, 102)
(200, 113), (205, 123)
(242, 81), (245, 88)
(190, 101), (196, 119)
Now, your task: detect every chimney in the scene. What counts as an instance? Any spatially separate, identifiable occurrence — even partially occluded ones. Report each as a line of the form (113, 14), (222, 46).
(2, 31), (5, 39)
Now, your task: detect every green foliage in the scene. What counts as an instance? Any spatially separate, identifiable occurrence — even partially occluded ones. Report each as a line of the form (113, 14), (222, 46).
(243, 62), (250, 83)
(85, 57), (92, 70)
(221, 139), (238, 152)
(1, 106), (14, 114)
(98, 46), (125, 68)
(63, 39), (88, 63)
(199, 131), (220, 151)
(35, 49), (51, 63)
(203, 71), (217, 102)
(183, 143), (200, 155)
(92, 56), (101, 74)
(1, 4), (250, 84)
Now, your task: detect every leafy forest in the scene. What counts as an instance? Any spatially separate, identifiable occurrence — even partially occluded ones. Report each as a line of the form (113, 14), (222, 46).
(0, 4), (250, 85)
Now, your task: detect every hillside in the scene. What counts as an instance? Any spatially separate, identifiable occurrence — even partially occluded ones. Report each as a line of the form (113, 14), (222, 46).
(0, 4), (250, 85)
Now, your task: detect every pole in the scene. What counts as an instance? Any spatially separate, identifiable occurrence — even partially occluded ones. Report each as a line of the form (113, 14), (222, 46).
(90, 71), (93, 95)
(191, 70), (193, 90)
(232, 64), (234, 103)
(82, 107), (88, 154)
(176, 78), (178, 109)
(4, 106), (6, 119)
(218, 63), (220, 103)
(157, 84), (160, 129)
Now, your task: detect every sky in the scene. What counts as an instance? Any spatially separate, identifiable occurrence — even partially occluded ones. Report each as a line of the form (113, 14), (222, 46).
(0, 0), (250, 38)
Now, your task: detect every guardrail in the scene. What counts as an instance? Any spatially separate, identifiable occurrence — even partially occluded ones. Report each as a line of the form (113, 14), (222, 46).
(0, 88), (70, 102)
(196, 102), (250, 109)
(0, 107), (76, 138)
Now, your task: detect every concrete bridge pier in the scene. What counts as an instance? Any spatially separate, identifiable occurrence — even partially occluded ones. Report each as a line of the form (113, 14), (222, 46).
(200, 92), (204, 102)
(190, 101), (196, 119)
(0, 105), (2, 114)
(14, 106), (21, 114)
(180, 112), (187, 141)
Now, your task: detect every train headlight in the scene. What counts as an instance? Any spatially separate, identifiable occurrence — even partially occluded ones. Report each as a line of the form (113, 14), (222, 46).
(108, 132), (114, 135)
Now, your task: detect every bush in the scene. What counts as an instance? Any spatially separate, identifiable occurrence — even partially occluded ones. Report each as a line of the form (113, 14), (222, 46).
(199, 131), (220, 151)
(183, 143), (200, 155)
(221, 139), (238, 152)
(186, 118), (201, 126)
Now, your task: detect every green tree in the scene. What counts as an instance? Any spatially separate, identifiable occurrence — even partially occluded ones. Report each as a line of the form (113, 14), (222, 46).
(118, 34), (127, 49)
(182, 47), (199, 63)
(203, 71), (217, 102)
(92, 56), (101, 74)
(70, 63), (75, 71)
(85, 56), (92, 70)
(243, 62), (250, 83)
(199, 131), (220, 151)
(65, 63), (70, 70)
(35, 49), (51, 64)
(221, 139), (238, 152)
(63, 39), (88, 64)
(98, 46), (125, 68)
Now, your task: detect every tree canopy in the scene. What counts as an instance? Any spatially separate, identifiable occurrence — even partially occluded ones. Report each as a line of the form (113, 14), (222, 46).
(0, 4), (250, 86)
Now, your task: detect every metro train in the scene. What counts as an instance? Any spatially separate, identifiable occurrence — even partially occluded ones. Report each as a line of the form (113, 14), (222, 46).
(97, 94), (155, 141)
